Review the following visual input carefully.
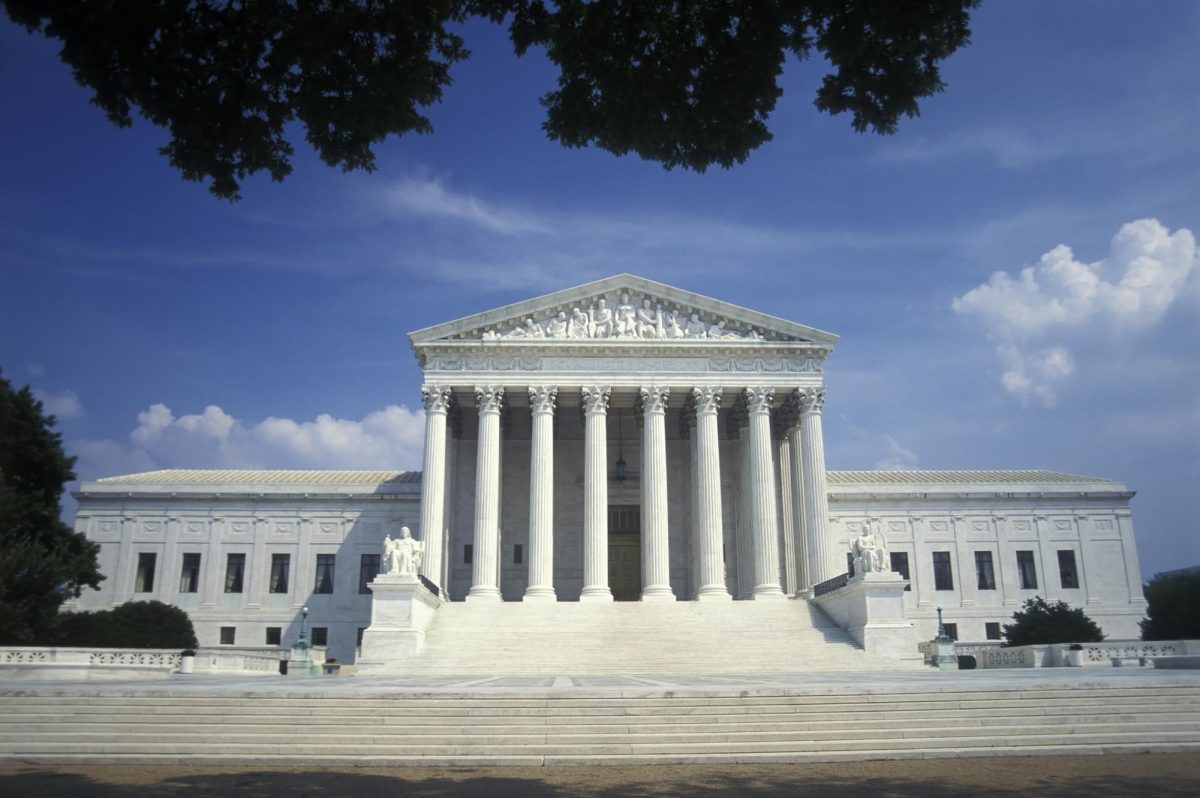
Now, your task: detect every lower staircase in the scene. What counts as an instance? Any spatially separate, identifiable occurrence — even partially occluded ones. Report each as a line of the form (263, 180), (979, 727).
(374, 599), (920, 675)
(2, 681), (1198, 764)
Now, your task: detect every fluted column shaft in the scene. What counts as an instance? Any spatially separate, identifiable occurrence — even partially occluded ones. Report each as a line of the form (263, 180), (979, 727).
(467, 386), (504, 602)
(525, 386), (557, 601)
(418, 385), (451, 593)
(746, 387), (786, 599)
(798, 387), (835, 584)
(580, 386), (613, 601)
(777, 429), (798, 595)
(639, 386), (674, 601)
(787, 422), (811, 592)
(693, 387), (731, 600)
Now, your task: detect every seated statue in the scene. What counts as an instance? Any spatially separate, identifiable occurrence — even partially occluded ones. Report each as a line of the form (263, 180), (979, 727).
(851, 522), (889, 574)
(382, 526), (424, 578)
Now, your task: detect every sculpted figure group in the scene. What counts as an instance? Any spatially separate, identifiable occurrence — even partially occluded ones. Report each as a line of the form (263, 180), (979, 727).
(479, 293), (768, 341)
(851, 521), (890, 575)
(382, 526), (424, 579)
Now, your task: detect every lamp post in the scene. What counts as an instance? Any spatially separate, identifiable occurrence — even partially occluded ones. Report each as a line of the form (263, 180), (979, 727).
(298, 605), (310, 648)
(935, 604), (951, 643)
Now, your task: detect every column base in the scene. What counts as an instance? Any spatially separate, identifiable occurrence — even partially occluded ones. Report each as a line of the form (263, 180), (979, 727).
(640, 588), (676, 602)
(579, 587), (613, 602)
(751, 586), (788, 600)
(523, 587), (556, 602)
(465, 586), (503, 602)
(695, 587), (732, 601)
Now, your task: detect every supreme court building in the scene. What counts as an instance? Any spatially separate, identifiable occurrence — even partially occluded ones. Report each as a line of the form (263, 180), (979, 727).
(71, 275), (1148, 662)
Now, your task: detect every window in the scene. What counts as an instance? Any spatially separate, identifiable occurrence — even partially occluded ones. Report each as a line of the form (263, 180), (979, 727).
(219, 626), (236, 645)
(464, 544), (473, 565)
(975, 551), (996, 590)
(1017, 550), (1038, 590)
(357, 627), (366, 647)
(225, 553), (246, 593)
(846, 551), (856, 576)
(179, 553), (201, 593)
(269, 553), (290, 594)
(1058, 550), (1080, 589)
(134, 553), (156, 593)
(314, 554), (335, 594)
(359, 554), (380, 594)
(514, 544), (524, 565)
(890, 552), (911, 591)
(985, 622), (1002, 641)
(311, 627), (328, 646)
(943, 623), (958, 641)
(265, 627), (282, 646)
(932, 551), (954, 591)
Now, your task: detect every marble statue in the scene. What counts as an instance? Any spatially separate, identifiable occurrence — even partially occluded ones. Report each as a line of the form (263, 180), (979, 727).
(590, 299), (614, 338)
(568, 307), (590, 338)
(684, 313), (708, 339)
(615, 294), (638, 338)
(637, 299), (662, 338)
(546, 311), (568, 337)
(383, 526), (424, 578)
(851, 522), (889, 574)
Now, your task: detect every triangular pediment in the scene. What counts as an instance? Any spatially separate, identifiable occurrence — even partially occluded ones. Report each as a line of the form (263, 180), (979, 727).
(409, 274), (837, 347)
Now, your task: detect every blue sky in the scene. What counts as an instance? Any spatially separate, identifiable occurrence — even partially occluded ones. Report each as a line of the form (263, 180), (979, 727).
(2, 3), (1197, 581)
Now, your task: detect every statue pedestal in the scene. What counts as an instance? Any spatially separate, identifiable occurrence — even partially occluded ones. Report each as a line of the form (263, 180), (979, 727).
(813, 571), (922, 663)
(357, 574), (443, 670)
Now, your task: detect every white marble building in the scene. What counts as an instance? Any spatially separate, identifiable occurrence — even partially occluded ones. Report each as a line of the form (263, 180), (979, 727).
(70, 275), (1147, 661)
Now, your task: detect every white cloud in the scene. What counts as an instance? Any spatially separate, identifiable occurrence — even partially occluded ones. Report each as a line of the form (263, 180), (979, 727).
(34, 388), (84, 420)
(380, 177), (550, 235)
(72, 402), (426, 479)
(874, 435), (919, 471)
(953, 219), (1197, 406)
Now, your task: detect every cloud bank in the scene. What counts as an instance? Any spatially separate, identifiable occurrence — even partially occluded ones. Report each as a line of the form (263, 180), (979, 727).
(953, 219), (1196, 406)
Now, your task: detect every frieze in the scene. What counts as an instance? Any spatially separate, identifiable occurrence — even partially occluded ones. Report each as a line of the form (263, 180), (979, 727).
(428, 354), (825, 374)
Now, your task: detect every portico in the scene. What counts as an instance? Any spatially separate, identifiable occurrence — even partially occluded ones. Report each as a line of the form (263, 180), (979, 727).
(408, 275), (841, 603)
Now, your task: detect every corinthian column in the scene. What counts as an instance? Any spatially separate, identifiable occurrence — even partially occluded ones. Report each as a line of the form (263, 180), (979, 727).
(745, 386), (786, 599)
(797, 386), (835, 584)
(418, 384), (452, 594)
(693, 387), (731, 600)
(639, 386), (674, 601)
(785, 407), (811, 593)
(580, 385), (613, 602)
(467, 385), (504, 602)
(524, 385), (557, 601)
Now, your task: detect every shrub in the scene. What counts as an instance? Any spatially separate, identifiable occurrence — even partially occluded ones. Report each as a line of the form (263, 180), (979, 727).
(1003, 596), (1104, 646)
(1140, 570), (1200, 641)
(50, 600), (197, 649)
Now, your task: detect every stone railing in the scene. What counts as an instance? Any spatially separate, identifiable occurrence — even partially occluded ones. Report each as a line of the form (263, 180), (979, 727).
(972, 640), (1200, 669)
(812, 572), (850, 597)
(0, 646), (287, 680)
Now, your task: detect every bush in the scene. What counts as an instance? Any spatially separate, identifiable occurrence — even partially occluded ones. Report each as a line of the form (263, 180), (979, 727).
(1003, 597), (1104, 646)
(1141, 570), (1200, 640)
(50, 600), (198, 649)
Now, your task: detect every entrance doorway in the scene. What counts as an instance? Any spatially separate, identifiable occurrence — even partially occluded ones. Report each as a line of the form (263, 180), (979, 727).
(608, 505), (641, 601)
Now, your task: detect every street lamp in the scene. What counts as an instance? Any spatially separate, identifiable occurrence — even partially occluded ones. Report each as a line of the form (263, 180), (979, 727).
(298, 605), (310, 648)
(935, 604), (951, 643)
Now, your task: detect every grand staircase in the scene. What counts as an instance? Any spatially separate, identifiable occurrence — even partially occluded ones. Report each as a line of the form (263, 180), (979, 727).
(2, 680), (1198, 764)
(369, 599), (921, 675)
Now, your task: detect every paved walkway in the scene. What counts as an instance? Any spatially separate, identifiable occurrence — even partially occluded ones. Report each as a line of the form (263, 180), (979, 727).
(2, 753), (1198, 797)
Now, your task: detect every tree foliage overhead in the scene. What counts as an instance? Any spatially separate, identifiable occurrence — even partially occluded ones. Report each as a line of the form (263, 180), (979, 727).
(0, 371), (103, 644)
(3, 1), (980, 199)
(1003, 596), (1105, 647)
(1140, 570), (1200, 641)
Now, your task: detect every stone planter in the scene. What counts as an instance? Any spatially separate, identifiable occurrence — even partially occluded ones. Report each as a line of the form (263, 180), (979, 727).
(1066, 648), (1084, 667)
(178, 655), (194, 674)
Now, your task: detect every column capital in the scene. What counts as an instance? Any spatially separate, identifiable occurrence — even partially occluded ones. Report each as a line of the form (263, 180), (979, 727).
(528, 385), (558, 415)
(691, 386), (723, 416)
(744, 386), (775, 415)
(421, 384), (453, 414)
(581, 385), (611, 416)
(637, 385), (669, 416)
(796, 386), (826, 414)
(475, 385), (505, 415)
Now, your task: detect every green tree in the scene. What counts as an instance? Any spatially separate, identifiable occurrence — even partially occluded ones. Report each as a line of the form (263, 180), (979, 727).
(2, 1), (980, 199)
(1003, 597), (1105, 647)
(1140, 570), (1200, 641)
(0, 370), (103, 644)
(53, 601), (198, 649)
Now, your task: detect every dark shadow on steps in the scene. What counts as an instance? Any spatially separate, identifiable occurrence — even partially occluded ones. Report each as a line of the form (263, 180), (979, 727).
(3, 755), (1200, 798)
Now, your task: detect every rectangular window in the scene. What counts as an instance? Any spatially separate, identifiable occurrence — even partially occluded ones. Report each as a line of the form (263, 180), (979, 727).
(134, 552), (156, 593)
(224, 553), (245, 593)
(846, 551), (856, 577)
(943, 623), (958, 642)
(932, 551), (954, 591)
(1017, 550), (1038, 590)
(985, 622), (1002, 641)
(464, 544), (473, 565)
(1058, 550), (1080, 589)
(178, 553), (201, 593)
(890, 552), (911, 590)
(514, 544), (524, 565)
(975, 551), (996, 590)
(357, 627), (366, 647)
(314, 554), (335, 594)
(359, 553), (380, 594)
(269, 553), (290, 594)
(311, 627), (328, 647)
(219, 626), (235, 645)
(265, 627), (282, 646)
